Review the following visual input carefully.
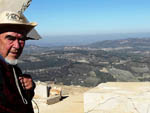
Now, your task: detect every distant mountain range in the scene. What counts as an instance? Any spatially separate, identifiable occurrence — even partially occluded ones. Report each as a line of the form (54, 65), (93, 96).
(27, 32), (150, 47)
(25, 37), (150, 52)
(87, 38), (150, 49)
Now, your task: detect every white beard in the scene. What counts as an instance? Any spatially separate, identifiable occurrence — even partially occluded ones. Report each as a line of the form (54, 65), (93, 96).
(5, 58), (18, 65)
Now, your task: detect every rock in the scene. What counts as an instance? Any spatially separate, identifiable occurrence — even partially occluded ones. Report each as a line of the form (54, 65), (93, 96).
(84, 82), (150, 113)
(34, 81), (49, 98)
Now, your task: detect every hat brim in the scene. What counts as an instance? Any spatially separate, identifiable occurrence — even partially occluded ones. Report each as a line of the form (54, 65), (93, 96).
(0, 22), (37, 35)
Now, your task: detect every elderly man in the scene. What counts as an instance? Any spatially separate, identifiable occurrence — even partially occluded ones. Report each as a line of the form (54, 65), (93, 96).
(0, 11), (37, 113)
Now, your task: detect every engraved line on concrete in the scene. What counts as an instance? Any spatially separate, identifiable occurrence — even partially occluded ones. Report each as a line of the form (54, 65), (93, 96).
(85, 96), (120, 113)
(127, 98), (140, 113)
(146, 104), (150, 113)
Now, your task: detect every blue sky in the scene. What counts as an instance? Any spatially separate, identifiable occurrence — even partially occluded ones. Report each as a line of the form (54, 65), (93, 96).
(24, 0), (150, 45)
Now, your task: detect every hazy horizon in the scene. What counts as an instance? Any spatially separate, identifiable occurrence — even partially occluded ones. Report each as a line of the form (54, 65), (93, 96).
(27, 32), (150, 47)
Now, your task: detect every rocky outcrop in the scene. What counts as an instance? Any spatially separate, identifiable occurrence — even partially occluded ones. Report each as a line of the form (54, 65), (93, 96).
(84, 82), (150, 113)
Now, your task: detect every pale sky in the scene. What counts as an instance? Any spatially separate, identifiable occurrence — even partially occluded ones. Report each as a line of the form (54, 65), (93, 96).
(25, 0), (150, 36)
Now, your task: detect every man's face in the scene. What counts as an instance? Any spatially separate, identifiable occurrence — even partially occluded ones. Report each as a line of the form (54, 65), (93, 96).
(0, 32), (26, 60)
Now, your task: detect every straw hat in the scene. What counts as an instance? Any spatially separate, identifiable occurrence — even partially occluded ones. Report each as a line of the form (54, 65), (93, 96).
(0, 11), (37, 36)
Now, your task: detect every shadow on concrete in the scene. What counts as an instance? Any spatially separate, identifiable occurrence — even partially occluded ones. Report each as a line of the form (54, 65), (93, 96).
(60, 96), (69, 101)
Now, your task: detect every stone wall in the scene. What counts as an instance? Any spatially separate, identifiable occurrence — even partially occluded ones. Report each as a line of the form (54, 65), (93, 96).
(84, 82), (150, 113)
(32, 81), (61, 113)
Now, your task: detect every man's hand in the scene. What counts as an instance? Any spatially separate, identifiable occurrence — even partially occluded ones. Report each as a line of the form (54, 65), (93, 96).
(19, 74), (34, 90)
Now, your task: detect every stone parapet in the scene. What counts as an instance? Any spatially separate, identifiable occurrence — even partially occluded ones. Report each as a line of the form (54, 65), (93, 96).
(84, 82), (150, 113)
(34, 81), (49, 98)
(33, 81), (62, 113)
